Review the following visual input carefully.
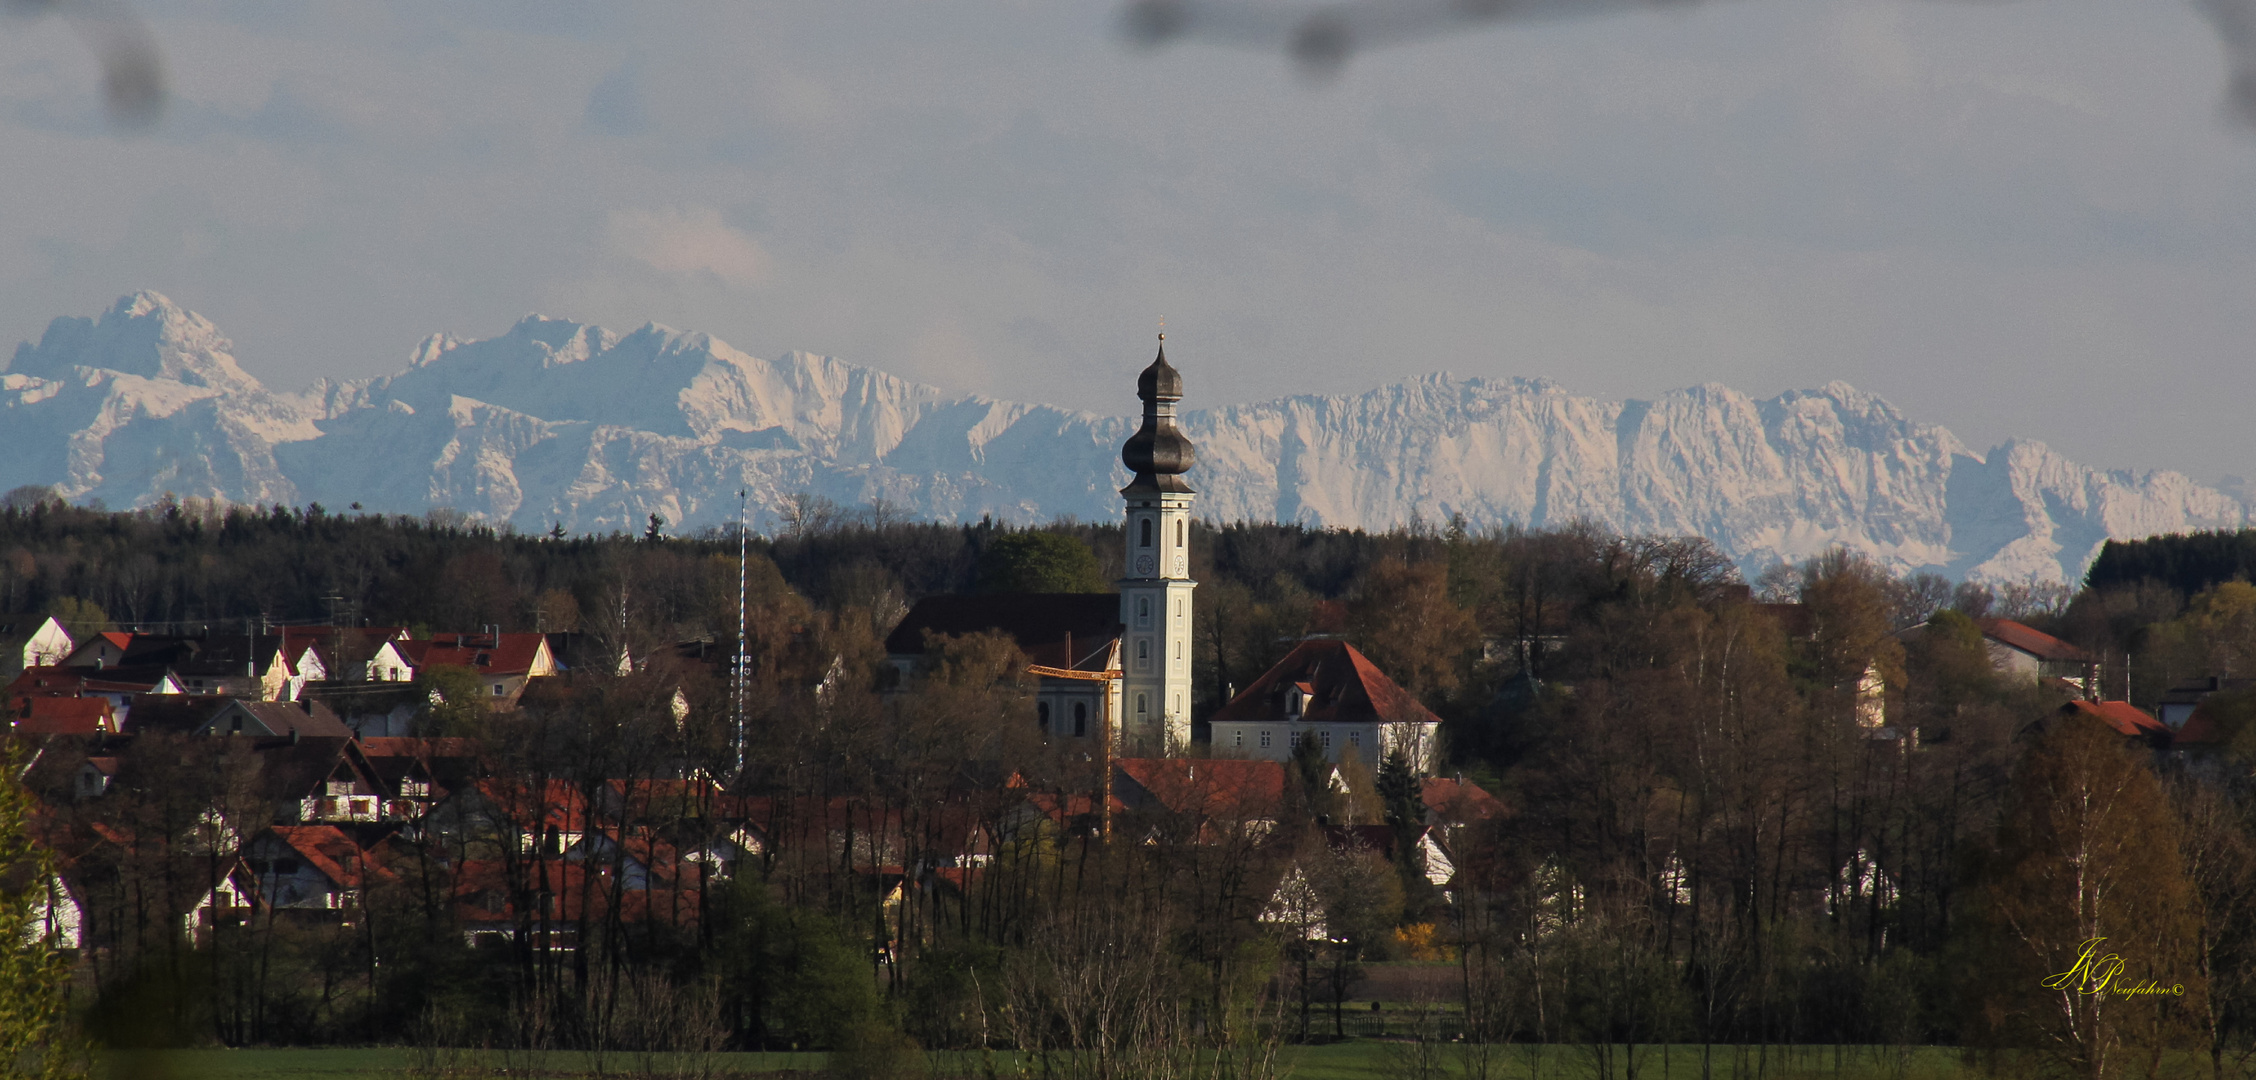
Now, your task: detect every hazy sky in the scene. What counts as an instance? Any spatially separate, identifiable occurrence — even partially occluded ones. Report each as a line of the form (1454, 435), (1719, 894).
(4, 0), (2255, 484)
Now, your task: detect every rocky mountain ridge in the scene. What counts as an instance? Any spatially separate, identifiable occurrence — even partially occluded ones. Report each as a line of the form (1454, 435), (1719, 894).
(2, 292), (2241, 583)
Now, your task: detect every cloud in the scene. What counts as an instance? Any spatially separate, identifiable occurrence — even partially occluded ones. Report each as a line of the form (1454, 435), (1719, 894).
(606, 206), (769, 289)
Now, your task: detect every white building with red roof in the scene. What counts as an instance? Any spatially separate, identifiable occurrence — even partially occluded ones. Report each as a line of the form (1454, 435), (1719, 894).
(1974, 617), (2098, 697)
(1207, 639), (1443, 771)
(396, 631), (562, 708)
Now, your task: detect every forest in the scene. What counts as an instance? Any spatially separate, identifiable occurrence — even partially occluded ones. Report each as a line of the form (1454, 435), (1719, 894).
(3, 485), (2255, 1080)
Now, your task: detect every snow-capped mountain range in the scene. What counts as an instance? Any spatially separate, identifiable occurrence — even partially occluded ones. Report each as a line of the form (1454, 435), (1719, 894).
(1, 292), (2241, 584)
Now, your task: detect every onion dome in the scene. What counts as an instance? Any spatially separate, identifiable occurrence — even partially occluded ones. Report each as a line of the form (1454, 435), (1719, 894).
(1122, 337), (1196, 495)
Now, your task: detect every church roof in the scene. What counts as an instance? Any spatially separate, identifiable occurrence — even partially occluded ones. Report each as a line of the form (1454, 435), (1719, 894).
(884, 593), (1121, 670)
(1209, 639), (1440, 729)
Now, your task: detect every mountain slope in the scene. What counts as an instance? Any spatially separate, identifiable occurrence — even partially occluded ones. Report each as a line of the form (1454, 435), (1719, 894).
(1, 293), (2241, 583)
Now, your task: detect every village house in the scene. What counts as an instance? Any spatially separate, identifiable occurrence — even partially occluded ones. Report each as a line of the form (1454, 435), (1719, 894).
(0, 616), (73, 678)
(396, 631), (563, 708)
(195, 698), (354, 740)
(245, 825), (380, 914)
(1974, 617), (2099, 697)
(11, 695), (118, 736)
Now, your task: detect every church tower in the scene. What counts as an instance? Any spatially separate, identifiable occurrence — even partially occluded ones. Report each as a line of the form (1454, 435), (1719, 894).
(1119, 336), (1197, 752)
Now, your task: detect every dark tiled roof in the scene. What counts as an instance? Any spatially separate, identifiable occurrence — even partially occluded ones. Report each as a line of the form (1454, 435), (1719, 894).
(884, 593), (1120, 667)
(207, 700), (355, 739)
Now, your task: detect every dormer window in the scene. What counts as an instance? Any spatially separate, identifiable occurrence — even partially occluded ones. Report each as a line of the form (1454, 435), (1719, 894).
(1286, 688), (1304, 717)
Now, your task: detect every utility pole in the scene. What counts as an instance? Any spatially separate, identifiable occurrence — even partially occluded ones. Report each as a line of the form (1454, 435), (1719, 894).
(734, 489), (750, 781)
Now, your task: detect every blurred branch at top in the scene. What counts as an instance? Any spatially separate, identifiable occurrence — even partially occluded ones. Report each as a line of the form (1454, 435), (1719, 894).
(1124, 0), (2256, 130)
(5, 0), (165, 129)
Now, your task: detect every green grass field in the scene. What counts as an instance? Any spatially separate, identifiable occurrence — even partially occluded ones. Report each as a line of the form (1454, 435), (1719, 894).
(91, 1044), (1980, 1080)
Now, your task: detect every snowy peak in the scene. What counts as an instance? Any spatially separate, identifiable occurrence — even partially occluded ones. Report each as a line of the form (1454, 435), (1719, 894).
(0, 292), (2243, 584)
(6, 291), (264, 394)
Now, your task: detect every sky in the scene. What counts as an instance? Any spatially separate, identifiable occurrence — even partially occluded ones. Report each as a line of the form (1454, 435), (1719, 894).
(3, 0), (2255, 486)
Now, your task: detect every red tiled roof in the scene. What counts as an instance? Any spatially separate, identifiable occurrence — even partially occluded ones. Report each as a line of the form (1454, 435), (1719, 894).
(1421, 777), (1505, 823)
(399, 633), (550, 677)
(1209, 639), (1441, 728)
(476, 779), (590, 833)
(450, 860), (702, 926)
(2060, 699), (2166, 739)
(1977, 619), (2096, 664)
(604, 777), (728, 819)
(12, 696), (116, 735)
(359, 737), (479, 760)
(268, 825), (378, 889)
(1114, 757), (1285, 819)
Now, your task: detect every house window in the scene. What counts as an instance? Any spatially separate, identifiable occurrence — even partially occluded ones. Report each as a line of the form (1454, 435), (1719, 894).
(1136, 639), (1150, 672)
(1234, 730), (1243, 747)
(1140, 519), (1153, 547)
(1349, 730), (1361, 749)
(1321, 730), (1332, 750)
(1259, 730), (1271, 748)
(1073, 702), (1088, 737)
(492, 683), (505, 696)
(1038, 702), (1051, 733)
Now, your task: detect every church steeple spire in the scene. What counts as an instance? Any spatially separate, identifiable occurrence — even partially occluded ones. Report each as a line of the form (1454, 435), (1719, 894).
(1122, 335), (1196, 495)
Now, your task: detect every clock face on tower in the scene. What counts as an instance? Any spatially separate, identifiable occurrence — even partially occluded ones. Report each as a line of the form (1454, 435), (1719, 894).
(1136, 555), (1155, 575)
